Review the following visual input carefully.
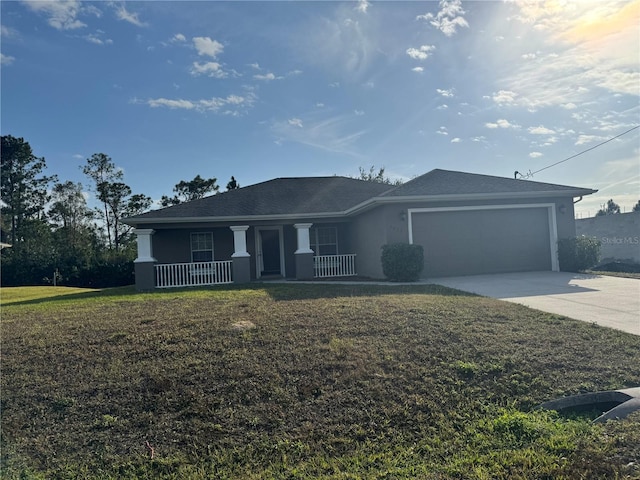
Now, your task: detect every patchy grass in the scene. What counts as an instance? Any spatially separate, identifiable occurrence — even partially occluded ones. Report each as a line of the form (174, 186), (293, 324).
(1, 284), (639, 479)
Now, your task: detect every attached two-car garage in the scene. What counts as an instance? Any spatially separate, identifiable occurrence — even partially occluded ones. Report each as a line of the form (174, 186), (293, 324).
(409, 204), (558, 278)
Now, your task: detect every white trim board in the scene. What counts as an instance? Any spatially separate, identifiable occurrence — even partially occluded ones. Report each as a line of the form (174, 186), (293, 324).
(407, 203), (559, 272)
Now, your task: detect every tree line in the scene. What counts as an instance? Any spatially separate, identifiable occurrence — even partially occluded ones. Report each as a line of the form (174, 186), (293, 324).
(0, 135), (237, 287)
(596, 198), (640, 216)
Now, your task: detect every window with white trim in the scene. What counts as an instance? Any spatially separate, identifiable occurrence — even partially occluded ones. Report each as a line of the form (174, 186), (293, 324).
(191, 232), (213, 262)
(310, 226), (338, 256)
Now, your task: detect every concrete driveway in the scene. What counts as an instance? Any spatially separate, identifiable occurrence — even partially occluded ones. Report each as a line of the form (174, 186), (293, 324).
(429, 271), (640, 335)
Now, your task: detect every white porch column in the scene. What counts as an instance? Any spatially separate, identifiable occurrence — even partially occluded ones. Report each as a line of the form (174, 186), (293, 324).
(230, 225), (250, 258)
(230, 226), (251, 283)
(134, 229), (156, 263)
(294, 223), (314, 254)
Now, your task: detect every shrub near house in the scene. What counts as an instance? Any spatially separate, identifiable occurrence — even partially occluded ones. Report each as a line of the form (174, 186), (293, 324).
(381, 243), (424, 281)
(557, 236), (601, 272)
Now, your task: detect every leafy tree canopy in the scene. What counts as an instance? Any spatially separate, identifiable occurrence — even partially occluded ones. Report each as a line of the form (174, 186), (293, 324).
(356, 166), (403, 186)
(161, 175), (219, 207)
(596, 199), (621, 216)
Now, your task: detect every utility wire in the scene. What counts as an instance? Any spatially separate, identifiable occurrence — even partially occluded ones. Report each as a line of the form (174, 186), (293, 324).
(517, 125), (640, 179)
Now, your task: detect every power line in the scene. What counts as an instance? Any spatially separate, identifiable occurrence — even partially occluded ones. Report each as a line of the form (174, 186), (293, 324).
(516, 125), (640, 180)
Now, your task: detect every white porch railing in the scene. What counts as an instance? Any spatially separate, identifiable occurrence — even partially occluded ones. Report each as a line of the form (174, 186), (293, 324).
(155, 261), (233, 288)
(314, 254), (357, 278)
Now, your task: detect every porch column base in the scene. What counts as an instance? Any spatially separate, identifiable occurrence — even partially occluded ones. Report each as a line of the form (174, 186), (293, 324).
(134, 261), (156, 291)
(295, 252), (314, 280)
(232, 255), (251, 283)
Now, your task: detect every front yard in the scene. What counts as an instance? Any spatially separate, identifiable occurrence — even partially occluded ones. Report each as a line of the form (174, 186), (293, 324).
(1, 284), (639, 479)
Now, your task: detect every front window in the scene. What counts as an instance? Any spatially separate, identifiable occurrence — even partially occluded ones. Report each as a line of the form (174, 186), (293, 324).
(191, 232), (213, 262)
(310, 226), (337, 256)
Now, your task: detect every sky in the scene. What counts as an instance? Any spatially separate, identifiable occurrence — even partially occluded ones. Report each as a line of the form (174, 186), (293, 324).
(1, 0), (639, 218)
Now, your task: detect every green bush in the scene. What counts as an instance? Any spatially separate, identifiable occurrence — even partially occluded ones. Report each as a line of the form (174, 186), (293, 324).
(557, 236), (601, 272)
(381, 243), (424, 281)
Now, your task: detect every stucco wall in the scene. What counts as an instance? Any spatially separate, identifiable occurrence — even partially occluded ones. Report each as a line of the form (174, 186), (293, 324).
(576, 212), (640, 263)
(350, 195), (577, 279)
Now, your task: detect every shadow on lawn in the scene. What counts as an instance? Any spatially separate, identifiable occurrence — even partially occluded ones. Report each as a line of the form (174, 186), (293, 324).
(262, 282), (475, 301)
(2, 282), (474, 307)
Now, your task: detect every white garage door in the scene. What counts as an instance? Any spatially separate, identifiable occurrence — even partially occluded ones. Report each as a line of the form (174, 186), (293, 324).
(410, 206), (555, 277)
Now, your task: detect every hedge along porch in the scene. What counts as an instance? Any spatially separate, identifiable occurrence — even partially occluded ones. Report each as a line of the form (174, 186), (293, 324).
(125, 169), (596, 290)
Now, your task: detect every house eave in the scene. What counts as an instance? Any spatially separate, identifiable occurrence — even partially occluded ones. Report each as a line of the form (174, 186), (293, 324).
(123, 211), (349, 227)
(345, 189), (598, 215)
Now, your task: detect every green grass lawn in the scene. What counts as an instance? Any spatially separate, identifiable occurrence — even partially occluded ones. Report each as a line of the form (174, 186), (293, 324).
(1, 284), (639, 479)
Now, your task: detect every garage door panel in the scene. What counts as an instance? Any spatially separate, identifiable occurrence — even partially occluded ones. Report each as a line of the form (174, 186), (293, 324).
(412, 208), (552, 277)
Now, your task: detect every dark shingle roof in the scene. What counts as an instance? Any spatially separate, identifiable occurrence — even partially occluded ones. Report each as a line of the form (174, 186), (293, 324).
(127, 176), (391, 221)
(381, 169), (595, 197)
(125, 169), (596, 224)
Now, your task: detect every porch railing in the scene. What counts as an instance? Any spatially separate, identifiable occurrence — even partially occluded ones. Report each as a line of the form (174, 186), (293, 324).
(314, 254), (357, 278)
(155, 261), (233, 288)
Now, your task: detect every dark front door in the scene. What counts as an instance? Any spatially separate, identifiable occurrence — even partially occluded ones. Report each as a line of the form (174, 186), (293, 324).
(260, 229), (281, 276)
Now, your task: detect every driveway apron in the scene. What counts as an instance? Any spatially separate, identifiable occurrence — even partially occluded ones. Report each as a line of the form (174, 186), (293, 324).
(429, 271), (640, 336)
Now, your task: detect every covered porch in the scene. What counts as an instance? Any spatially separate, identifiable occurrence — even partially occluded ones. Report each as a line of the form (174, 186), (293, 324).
(133, 223), (358, 290)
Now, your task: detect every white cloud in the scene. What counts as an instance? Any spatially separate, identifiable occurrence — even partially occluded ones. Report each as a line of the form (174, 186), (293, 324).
(316, 102), (325, 108)
(528, 125), (555, 135)
(451, 137), (461, 143)
(22, 0), (86, 30)
(575, 134), (606, 146)
(171, 33), (186, 43)
(561, 102), (577, 110)
(113, 2), (146, 27)
(254, 72), (280, 81)
(529, 152), (543, 158)
(193, 36), (224, 58)
(437, 126), (448, 135)
(355, 0), (370, 14)
(471, 136), (487, 142)
(1, 25), (18, 37)
(249, 62), (261, 70)
(492, 90), (518, 106)
(436, 104), (449, 110)
(521, 53), (537, 60)
(272, 112), (367, 156)
(485, 119), (520, 129)
(144, 93), (256, 115)
(502, 2), (640, 106)
(416, 0), (469, 37)
(437, 88), (455, 97)
(190, 61), (227, 79)
(1, 53), (15, 65)
(412, 67), (424, 73)
(406, 45), (435, 61)
(354, 110), (365, 116)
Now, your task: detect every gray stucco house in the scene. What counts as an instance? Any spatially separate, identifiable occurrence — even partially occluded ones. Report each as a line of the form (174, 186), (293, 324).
(124, 169), (596, 290)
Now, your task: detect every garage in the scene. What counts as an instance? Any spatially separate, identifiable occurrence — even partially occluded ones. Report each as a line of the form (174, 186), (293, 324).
(409, 205), (556, 277)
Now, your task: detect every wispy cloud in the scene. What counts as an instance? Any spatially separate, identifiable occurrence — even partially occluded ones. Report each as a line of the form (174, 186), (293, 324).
(193, 36), (224, 58)
(485, 119), (521, 129)
(451, 137), (461, 143)
(437, 88), (455, 97)
(406, 45), (435, 61)
(22, 0), (87, 30)
(355, 0), (370, 14)
(528, 125), (555, 135)
(575, 134), (607, 146)
(491, 90), (518, 106)
(190, 62), (227, 78)
(416, 0), (469, 37)
(272, 111), (367, 156)
(171, 33), (186, 43)
(529, 152), (543, 158)
(112, 2), (146, 27)
(412, 67), (424, 73)
(254, 72), (282, 81)
(1, 25), (19, 38)
(140, 93), (256, 116)
(1, 53), (15, 65)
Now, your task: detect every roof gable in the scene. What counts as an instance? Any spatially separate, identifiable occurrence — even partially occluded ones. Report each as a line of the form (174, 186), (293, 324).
(381, 169), (595, 197)
(127, 176), (391, 221)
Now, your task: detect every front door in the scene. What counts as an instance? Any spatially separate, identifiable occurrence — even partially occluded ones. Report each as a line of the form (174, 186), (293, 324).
(256, 227), (284, 277)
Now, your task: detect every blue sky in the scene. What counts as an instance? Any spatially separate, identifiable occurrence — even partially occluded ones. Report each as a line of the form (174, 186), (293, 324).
(1, 0), (638, 218)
